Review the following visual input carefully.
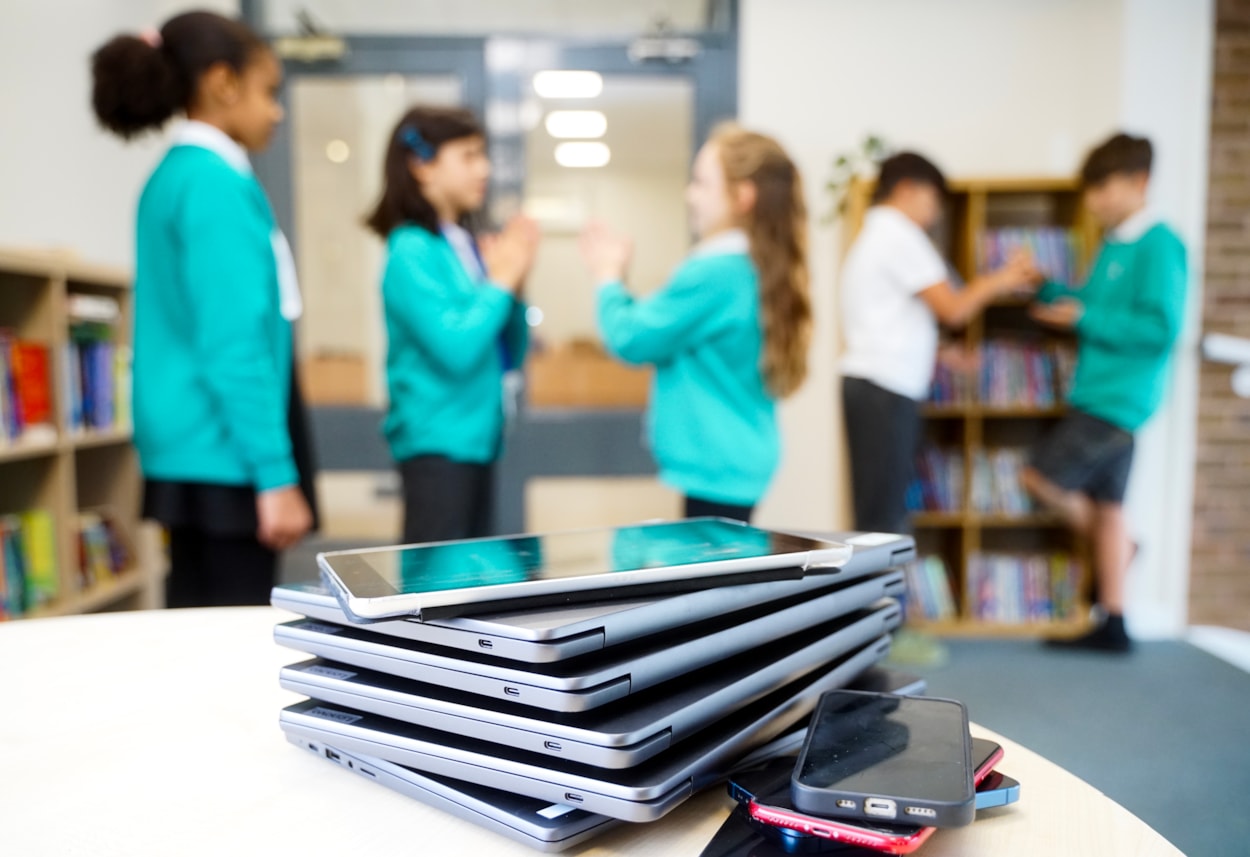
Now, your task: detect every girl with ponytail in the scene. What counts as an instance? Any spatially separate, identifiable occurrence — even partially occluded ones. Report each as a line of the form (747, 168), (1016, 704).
(581, 124), (812, 522)
(91, 11), (316, 606)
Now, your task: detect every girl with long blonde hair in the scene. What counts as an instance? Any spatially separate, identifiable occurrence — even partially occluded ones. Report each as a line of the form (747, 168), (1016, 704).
(581, 124), (811, 521)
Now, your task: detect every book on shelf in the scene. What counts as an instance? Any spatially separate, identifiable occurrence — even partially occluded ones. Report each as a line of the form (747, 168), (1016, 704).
(903, 556), (957, 623)
(979, 227), (1081, 285)
(979, 340), (1058, 408)
(929, 359), (973, 407)
(965, 551), (1082, 624)
(907, 446), (964, 513)
(77, 511), (132, 588)
(970, 447), (1035, 515)
(65, 323), (131, 434)
(0, 510), (59, 619)
(0, 330), (55, 446)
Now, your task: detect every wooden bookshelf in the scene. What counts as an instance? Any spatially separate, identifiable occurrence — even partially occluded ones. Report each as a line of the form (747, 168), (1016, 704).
(842, 177), (1100, 637)
(0, 249), (164, 620)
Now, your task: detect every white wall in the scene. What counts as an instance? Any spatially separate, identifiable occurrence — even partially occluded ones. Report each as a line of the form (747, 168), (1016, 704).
(740, 0), (1212, 638)
(0, 0), (238, 268)
(1116, 0), (1214, 637)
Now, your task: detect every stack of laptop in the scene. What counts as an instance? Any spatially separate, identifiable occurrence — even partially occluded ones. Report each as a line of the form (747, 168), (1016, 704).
(271, 519), (917, 852)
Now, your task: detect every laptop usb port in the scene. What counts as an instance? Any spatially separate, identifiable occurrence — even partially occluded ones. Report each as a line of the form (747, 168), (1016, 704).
(504, 687), (521, 697)
(324, 749), (340, 762)
(563, 793), (584, 803)
(478, 639), (494, 649)
(544, 741), (563, 752)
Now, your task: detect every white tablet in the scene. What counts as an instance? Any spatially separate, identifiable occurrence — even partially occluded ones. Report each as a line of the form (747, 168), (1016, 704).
(317, 518), (852, 620)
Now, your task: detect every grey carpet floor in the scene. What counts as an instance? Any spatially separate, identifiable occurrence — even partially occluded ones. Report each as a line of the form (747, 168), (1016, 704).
(906, 638), (1250, 857)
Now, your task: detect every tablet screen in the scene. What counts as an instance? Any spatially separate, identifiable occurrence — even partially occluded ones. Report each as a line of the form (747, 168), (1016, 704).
(321, 518), (843, 600)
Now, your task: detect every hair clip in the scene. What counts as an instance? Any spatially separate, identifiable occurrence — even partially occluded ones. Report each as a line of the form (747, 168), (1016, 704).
(400, 126), (436, 162)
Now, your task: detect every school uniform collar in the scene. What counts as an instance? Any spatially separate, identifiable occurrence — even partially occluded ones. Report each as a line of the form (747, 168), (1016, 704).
(171, 120), (252, 175)
(1110, 208), (1160, 243)
(691, 228), (750, 258)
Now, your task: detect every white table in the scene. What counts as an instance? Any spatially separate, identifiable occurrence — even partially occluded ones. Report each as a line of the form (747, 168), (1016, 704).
(0, 607), (1185, 856)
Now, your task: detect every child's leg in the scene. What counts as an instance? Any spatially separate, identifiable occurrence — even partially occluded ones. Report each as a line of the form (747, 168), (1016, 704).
(841, 377), (918, 534)
(1020, 466), (1093, 534)
(683, 495), (754, 524)
(167, 527), (276, 607)
(400, 455), (492, 544)
(201, 533), (278, 606)
(1092, 501), (1131, 615)
(167, 526), (211, 608)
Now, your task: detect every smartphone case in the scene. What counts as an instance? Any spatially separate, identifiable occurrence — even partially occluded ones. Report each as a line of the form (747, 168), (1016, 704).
(789, 692), (976, 829)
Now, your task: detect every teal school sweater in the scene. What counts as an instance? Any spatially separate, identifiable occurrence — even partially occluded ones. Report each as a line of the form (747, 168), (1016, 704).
(381, 225), (528, 464)
(133, 145), (296, 491)
(1038, 221), (1187, 432)
(597, 239), (778, 506)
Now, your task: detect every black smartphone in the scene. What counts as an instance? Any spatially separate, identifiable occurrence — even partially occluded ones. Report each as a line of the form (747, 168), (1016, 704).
(790, 691), (975, 828)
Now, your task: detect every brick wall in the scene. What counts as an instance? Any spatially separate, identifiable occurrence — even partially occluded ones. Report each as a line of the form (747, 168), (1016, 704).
(1191, 0), (1250, 631)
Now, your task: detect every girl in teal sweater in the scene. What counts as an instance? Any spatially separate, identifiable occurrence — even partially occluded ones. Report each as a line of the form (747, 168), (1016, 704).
(366, 107), (538, 544)
(581, 125), (812, 522)
(91, 11), (315, 606)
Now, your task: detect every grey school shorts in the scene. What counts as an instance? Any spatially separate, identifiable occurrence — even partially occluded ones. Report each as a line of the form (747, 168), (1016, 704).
(1029, 409), (1135, 504)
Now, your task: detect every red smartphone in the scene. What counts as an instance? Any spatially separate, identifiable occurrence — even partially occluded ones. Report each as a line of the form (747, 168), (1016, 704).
(738, 738), (1004, 855)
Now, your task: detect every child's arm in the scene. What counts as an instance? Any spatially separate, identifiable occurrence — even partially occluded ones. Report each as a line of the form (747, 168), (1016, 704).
(596, 261), (730, 365)
(1076, 233), (1187, 355)
(385, 237), (517, 377)
(919, 253), (1041, 328)
(182, 176), (296, 493)
(1035, 279), (1079, 304)
(501, 300), (530, 371)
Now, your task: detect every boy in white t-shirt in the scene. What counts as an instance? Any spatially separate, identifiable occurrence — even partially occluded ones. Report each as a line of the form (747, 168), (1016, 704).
(840, 153), (1039, 534)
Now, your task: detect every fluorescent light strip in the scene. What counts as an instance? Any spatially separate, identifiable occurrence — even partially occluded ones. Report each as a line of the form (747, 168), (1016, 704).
(545, 110), (607, 139)
(555, 141), (611, 168)
(533, 70), (603, 99)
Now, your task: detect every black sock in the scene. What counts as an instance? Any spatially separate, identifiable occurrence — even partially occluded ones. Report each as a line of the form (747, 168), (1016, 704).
(1103, 613), (1126, 639)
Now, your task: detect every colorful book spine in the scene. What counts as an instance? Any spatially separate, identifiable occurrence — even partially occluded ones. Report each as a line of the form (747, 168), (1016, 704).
(965, 552), (1081, 624)
(908, 446), (964, 513)
(970, 448), (1035, 515)
(69, 323), (123, 432)
(1, 330), (25, 440)
(77, 513), (130, 587)
(18, 509), (58, 609)
(903, 556), (958, 623)
(1, 516), (28, 618)
(979, 227), (1080, 285)
(979, 340), (1061, 408)
(11, 341), (52, 428)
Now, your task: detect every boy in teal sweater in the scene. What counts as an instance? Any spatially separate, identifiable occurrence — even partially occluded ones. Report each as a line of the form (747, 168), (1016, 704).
(1022, 133), (1188, 652)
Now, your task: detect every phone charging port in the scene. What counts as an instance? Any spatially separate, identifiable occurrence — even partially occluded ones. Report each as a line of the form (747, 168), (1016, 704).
(864, 798), (897, 818)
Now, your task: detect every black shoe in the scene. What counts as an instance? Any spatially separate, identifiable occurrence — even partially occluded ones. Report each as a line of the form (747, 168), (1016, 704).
(1045, 616), (1132, 654)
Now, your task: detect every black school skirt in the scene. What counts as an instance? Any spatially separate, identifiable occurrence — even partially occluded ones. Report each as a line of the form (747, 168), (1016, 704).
(141, 363), (320, 537)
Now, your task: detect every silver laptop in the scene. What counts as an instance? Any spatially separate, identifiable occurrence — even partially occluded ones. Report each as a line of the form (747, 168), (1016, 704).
(279, 596), (901, 769)
(286, 734), (616, 852)
(274, 574), (904, 714)
(287, 668), (926, 852)
(279, 632), (893, 823)
(272, 531), (914, 664)
(316, 519), (857, 621)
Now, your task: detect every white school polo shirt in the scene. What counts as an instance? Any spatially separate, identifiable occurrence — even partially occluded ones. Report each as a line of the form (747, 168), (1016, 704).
(839, 205), (948, 401)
